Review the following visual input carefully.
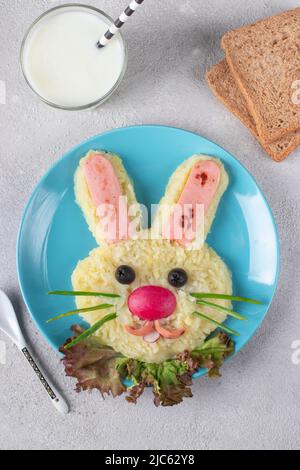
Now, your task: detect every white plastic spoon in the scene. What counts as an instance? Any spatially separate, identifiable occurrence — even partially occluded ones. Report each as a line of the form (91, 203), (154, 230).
(0, 290), (69, 415)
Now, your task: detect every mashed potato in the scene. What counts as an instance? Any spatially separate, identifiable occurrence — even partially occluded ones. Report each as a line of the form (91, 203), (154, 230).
(72, 237), (232, 363)
(72, 151), (232, 363)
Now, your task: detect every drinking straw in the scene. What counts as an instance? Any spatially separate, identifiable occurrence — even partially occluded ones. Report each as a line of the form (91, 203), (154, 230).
(97, 0), (145, 48)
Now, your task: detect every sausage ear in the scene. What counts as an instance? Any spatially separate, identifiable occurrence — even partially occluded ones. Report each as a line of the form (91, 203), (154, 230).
(75, 151), (141, 245)
(153, 155), (229, 248)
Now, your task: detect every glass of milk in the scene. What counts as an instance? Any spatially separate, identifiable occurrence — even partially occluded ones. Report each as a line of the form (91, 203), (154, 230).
(20, 4), (128, 110)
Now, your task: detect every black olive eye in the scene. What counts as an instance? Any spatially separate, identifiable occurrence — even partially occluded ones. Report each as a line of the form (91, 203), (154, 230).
(168, 269), (188, 288)
(115, 265), (136, 285)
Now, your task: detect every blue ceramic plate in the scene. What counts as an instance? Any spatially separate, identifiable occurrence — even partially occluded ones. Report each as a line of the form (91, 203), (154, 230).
(17, 126), (279, 377)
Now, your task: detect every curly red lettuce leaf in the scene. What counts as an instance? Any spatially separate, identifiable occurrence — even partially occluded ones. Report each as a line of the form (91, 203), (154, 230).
(60, 327), (234, 406)
(60, 326), (126, 398)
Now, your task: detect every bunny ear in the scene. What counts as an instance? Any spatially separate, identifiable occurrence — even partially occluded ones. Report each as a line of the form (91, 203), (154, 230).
(75, 151), (141, 245)
(153, 155), (229, 248)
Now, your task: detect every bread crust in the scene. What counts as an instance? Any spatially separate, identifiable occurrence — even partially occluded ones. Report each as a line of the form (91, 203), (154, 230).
(206, 60), (300, 161)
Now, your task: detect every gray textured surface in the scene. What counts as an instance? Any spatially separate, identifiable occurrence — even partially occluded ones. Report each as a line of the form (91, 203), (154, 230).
(0, 0), (300, 451)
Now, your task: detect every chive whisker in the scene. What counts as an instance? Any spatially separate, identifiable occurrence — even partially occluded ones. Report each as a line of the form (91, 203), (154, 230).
(191, 293), (262, 304)
(46, 304), (113, 324)
(192, 347), (232, 355)
(196, 300), (247, 321)
(192, 311), (240, 337)
(48, 290), (120, 299)
(64, 313), (118, 350)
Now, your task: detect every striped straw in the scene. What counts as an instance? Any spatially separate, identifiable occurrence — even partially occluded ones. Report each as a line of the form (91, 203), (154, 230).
(97, 0), (145, 48)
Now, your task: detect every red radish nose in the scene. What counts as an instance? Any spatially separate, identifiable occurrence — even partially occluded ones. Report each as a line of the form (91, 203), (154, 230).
(128, 286), (177, 321)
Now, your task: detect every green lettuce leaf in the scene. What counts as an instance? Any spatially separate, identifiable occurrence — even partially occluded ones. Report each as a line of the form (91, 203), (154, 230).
(118, 358), (192, 407)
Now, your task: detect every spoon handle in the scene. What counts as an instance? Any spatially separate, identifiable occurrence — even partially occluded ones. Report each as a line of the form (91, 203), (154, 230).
(21, 346), (69, 415)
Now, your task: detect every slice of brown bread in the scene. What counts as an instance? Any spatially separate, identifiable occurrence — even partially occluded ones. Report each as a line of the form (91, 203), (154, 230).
(221, 7), (300, 144)
(206, 60), (300, 161)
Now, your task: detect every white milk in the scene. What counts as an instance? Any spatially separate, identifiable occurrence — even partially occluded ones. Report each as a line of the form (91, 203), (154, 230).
(22, 8), (126, 108)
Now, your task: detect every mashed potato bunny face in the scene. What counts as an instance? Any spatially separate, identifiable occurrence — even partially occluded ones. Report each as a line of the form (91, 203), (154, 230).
(73, 151), (232, 363)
